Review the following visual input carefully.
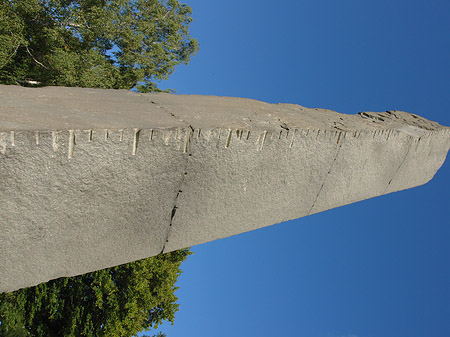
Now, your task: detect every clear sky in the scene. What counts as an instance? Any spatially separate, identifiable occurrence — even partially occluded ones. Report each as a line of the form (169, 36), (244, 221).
(146, 0), (450, 336)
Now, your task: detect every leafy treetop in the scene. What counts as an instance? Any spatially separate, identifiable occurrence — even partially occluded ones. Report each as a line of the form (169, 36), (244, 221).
(0, 249), (191, 337)
(0, 0), (199, 92)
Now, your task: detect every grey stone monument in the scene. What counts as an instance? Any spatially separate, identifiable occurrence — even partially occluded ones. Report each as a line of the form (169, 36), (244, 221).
(0, 85), (449, 293)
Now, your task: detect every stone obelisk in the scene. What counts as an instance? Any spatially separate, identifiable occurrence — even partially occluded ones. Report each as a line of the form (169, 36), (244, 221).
(0, 85), (448, 292)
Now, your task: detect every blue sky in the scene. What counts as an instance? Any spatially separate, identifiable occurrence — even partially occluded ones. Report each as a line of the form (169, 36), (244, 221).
(146, 0), (450, 336)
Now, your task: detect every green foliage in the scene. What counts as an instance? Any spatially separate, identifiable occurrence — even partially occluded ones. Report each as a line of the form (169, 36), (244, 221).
(0, 0), (199, 91)
(0, 249), (191, 337)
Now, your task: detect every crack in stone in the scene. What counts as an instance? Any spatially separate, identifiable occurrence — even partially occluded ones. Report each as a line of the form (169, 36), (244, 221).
(307, 140), (344, 215)
(278, 117), (290, 131)
(160, 175), (186, 254)
(147, 98), (193, 129)
(159, 128), (193, 254)
(160, 190), (182, 252)
(383, 137), (414, 194)
(359, 111), (385, 122)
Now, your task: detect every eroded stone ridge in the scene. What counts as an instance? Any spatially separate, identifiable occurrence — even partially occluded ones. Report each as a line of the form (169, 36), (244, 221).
(0, 85), (449, 293)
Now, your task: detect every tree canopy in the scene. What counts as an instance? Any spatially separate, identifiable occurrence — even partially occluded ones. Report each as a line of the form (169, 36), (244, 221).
(0, 249), (191, 337)
(0, 0), (199, 91)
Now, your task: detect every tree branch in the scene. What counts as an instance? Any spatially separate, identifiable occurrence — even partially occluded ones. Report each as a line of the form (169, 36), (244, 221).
(161, 8), (173, 20)
(59, 21), (89, 29)
(1, 43), (20, 69)
(154, 8), (174, 21)
(26, 46), (48, 69)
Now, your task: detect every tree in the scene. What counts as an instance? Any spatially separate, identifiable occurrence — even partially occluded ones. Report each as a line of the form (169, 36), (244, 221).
(0, 0), (199, 92)
(0, 249), (191, 337)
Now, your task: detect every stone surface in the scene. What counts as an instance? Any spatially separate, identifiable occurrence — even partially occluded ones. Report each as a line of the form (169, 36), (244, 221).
(0, 84), (449, 293)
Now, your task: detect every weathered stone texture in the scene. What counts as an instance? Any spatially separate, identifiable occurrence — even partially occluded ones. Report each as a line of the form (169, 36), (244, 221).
(0, 85), (449, 293)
